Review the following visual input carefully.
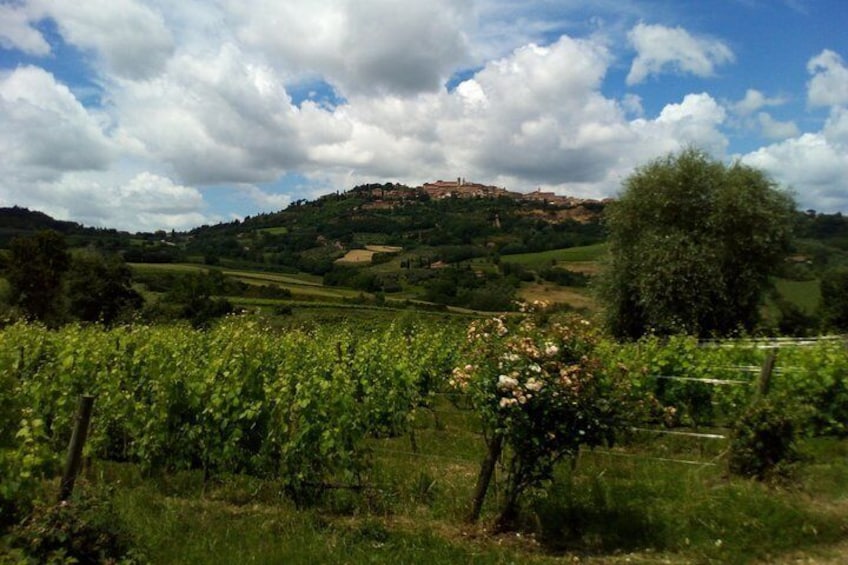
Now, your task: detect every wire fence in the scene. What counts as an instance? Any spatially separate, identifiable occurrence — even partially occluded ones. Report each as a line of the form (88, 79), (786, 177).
(700, 334), (847, 349)
(395, 337), (822, 470)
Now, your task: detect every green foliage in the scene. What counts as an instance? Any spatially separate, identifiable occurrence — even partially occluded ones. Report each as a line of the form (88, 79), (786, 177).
(601, 148), (796, 338)
(0, 318), (464, 506)
(1, 413), (57, 530)
(729, 399), (798, 480)
(820, 267), (848, 331)
(454, 313), (634, 527)
(774, 340), (848, 437)
(538, 266), (589, 287)
(8, 483), (141, 563)
(3, 317), (848, 562)
(6, 231), (71, 325)
(533, 473), (669, 553)
(773, 296), (819, 336)
(499, 261), (535, 282)
(66, 251), (143, 324)
(597, 335), (740, 428)
(162, 271), (234, 327)
(423, 267), (517, 311)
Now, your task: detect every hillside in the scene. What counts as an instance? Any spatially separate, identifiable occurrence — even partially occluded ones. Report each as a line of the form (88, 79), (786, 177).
(2, 184), (848, 316)
(184, 182), (606, 270)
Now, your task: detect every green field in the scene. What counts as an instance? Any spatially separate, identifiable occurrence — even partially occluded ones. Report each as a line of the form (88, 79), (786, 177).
(501, 243), (608, 268)
(230, 272), (323, 286)
(775, 278), (821, 313)
(129, 262), (210, 273)
(257, 226), (289, 235)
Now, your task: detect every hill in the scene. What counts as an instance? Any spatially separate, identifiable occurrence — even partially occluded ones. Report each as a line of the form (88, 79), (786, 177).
(0, 206), (132, 249)
(183, 182), (606, 272)
(2, 184), (848, 316)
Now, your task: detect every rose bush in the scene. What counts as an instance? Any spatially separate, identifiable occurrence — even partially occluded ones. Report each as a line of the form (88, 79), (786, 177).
(456, 312), (634, 528)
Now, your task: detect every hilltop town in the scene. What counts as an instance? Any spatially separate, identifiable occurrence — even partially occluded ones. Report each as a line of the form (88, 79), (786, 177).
(356, 178), (607, 223)
(359, 177), (606, 206)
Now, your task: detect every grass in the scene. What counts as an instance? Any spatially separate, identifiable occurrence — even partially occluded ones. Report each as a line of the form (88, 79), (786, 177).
(130, 263), (324, 286)
(129, 262), (210, 273)
(517, 283), (597, 311)
(12, 390), (844, 564)
(775, 278), (821, 313)
(225, 271), (324, 286)
(83, 433), (848, 564)
(336, 249), (377, 264)
(257, 226), (289, 235)
(501, 243), (608, 268)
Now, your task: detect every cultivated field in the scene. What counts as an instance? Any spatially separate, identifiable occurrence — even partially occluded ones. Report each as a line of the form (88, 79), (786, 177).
(2, 319), (847, 563)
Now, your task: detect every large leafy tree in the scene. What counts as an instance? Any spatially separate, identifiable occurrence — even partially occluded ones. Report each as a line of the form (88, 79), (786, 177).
(600, 148), (796, 339)
(7, 230), (71, 324)
(820, 268), (848, 331)
(66, 251), (143, 324)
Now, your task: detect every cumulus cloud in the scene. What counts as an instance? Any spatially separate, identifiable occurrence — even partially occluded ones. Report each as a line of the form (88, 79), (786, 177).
(757, 112), (799, 140)
(14, 1), (844, 228)
(226, 0), (472, 96)
(738, 50), (848, 212)
(0, 66), (114, 180)
(742, 106), (848, 212)
(0, 171), (208, 232)
(112, 43), (306, 185)
(823, 105), (848, 144)
(460, 38), (625, 183)
(807, 49), (848, 107)
(0, 3), (50, 55)
(627, 23), (734, 85)
(0, 170), (213, 232)
(628, 93), (728, 158)
(299, 36), (629, 188)
(733, 89), (788, 116)
(31, 0), (174, 80)
(297, 38), (729, 199)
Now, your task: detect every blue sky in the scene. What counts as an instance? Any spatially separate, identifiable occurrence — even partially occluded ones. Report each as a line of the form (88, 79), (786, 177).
(1, 0), (847, 231)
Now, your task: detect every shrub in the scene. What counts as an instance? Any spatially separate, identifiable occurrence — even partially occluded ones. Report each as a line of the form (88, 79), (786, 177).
(454, 313), (634, 529)
(8, 483), (142, 563)
(728, 399), (798, 480)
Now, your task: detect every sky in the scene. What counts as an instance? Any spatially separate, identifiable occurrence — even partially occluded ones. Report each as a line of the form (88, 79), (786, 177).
(1, 0), (847, 232)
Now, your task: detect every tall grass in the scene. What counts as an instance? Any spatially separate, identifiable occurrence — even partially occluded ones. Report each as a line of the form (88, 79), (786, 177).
(89, 424), (848, 563)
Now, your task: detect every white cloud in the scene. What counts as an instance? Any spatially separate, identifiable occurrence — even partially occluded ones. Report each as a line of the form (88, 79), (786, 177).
(0, 66), (215, 231)
(807, 49), (848, 107)
(757, 112), (799, 140)
(15, 2), (846, 228)
(0, 66), (114, 180)
(226, 0), (472, 96)
(823, 106), (848, 145)
(0, 3), (50, 55)
(0, 167), (214, 232)
(112, 43), (305, 185)
(737, 51), (848, 212)
(621, 93), (644, 117)
(733, 89), (788, 116)
(742, 107), (848, 212)
(650, 92), (728, 154)
(296, 38), (730, 199)
(627, 23), (734, 85)
(32, 0), (174, 80)
(237, 185), (292, 211)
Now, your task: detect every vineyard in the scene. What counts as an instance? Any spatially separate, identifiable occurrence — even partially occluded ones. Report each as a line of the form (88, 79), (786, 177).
(2, 315), (848, 562)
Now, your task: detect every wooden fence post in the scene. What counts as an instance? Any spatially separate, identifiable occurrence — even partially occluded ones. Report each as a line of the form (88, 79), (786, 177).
(58, 395), (95, 501)
(467, 433), (503, 523)
(756, 349), (777, 400)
